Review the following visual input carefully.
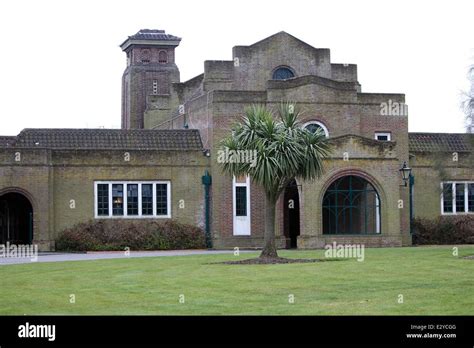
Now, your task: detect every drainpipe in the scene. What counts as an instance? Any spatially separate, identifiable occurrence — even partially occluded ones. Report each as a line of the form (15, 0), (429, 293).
(201, 170), (212, 248)
(29, 211), (33, 245)
(409, 173), (415, 234)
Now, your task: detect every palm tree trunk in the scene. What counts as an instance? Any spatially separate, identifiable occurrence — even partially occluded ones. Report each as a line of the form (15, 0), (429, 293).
(260, 196), (278, 258)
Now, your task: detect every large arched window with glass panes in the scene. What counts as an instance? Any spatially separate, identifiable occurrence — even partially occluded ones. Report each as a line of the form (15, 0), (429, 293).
(322, 175), (381, 234)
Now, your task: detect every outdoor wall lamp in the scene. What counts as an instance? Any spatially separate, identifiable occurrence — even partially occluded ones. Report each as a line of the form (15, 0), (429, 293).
(399, 161), (415, 234)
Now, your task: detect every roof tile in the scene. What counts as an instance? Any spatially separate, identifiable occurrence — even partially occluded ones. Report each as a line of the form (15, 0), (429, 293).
(1, 129), (202, 151)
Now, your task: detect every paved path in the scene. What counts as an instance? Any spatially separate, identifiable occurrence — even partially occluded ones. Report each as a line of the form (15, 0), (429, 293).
(0, 249), (255, 266)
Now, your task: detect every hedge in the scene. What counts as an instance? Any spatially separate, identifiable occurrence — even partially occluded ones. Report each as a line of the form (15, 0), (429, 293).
(412, 215), (474, 245)
(55, 219), (206, 251)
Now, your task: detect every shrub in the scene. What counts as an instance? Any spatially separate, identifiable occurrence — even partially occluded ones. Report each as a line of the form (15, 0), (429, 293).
(412, 215), (474, 245)
(55, 219), (206, 251)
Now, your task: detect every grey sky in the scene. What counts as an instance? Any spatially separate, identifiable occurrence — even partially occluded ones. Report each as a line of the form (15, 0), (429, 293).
(0, 0), (472, 135)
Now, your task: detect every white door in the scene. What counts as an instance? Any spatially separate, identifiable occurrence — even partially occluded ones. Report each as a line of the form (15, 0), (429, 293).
(233, 176), (251, 235)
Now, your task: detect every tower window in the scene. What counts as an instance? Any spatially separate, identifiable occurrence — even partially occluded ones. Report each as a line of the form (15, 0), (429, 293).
(158, 50), (168, 64)
(140, 49), (151, 63)
(272, 67), (295, 80)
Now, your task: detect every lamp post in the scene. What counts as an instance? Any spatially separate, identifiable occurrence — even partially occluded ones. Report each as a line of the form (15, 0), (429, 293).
(399, 161), (414, 234)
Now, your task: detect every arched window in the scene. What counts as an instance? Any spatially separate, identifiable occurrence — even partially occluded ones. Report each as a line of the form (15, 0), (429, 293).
(322, 175), (381, 235)
(158, 50), (168, 64)
(140, 49), (151, 63)
(272, 67), (295, 80)
(303, 121), (329, 137)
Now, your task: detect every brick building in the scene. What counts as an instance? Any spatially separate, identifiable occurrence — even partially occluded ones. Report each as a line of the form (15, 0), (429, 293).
(1, 30), (473, 251)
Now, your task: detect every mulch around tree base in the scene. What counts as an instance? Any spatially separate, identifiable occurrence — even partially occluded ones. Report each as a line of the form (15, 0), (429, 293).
(213, 257), (329, 265)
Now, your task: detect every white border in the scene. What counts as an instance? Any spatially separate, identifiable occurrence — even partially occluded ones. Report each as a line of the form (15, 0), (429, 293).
(440, 181), (474, 215)
(374, 132), (391, 141)
(232, 176), (251, 235)
(94, 181), (171, 219)
(302, 121), (329, 137)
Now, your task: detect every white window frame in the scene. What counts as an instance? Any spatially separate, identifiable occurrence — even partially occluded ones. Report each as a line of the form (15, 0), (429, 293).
(302, 121), (329, 138)
(232, 176), (251, 236)
(440, 181), (473, 215)
(94, 181), (171, 219)
(374, 132), (391, 141)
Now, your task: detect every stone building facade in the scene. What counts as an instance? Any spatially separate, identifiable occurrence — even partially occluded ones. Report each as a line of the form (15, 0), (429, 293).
(0, 30), (472, 251)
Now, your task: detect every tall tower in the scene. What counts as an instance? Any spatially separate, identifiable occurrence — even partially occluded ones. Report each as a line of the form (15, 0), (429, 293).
(120, 29), (181, 129)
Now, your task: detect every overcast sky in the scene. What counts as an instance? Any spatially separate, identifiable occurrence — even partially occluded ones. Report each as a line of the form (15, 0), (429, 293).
(0, 0), (472, 135)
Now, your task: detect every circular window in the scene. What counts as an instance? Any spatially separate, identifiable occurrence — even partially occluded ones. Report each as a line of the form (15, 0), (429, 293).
(272, 67), (295, 80)
(303, 121), (329, 137)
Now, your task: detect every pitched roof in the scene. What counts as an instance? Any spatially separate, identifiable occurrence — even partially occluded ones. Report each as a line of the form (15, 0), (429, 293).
(120, 29), (181, 50)
(0, 136), (16, 147)
(127, 29), (181, 42)
(1, 129), (203, 151)
(409, 133), (474, 152)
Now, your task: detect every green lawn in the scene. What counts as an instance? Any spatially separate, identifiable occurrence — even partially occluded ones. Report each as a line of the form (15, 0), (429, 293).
(1, 246), (473, 315)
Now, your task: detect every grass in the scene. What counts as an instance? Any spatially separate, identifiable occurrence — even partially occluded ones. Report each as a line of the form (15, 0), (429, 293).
(0, 245), (473, 315)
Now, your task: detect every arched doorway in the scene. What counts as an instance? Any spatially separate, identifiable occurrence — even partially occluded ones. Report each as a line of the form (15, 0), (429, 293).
(0, 192), (33, 244)
(283, 179), (300, 248)
(322, 175), (381, 235)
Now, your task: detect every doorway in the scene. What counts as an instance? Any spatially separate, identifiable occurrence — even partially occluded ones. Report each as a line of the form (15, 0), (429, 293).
(0, 192), (33, 244)
(283, 179), (300, 248)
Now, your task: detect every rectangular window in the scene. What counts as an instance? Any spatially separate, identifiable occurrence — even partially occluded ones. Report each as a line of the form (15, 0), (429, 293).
(455, 183), (465, 213)
(142, 184), (153, 216)
(441, 182), (474, 214)
(156, 183), (168, 216)
(95, 182), (170, 218)
(375, 132), (391, 141)
(97, 184), (109, 216)
(235, 186), (247, 216)
(127, 184), (139, 216)
(112, 184), (124, 216)
(442, 183), (453, 213)
(469, 183), (474, 213)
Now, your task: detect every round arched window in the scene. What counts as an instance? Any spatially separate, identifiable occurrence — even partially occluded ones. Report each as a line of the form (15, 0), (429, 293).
(272, 67), (295, 80)
(158, 50), (168, 64)
(303, 121), (329, 137)
(140, 49), (151, 63)
(323, 175), (381, 235)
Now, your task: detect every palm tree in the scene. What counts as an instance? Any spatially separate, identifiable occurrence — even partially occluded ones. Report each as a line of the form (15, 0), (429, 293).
(219, 103), (331, 258)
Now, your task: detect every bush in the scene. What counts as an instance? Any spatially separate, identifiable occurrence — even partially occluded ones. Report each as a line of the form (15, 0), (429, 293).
(412, 215), (474, 245)
(55, 219), (206, 251)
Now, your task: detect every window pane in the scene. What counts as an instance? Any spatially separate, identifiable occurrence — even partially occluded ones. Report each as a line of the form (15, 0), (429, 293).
(156, 184), (168, 216)
(236, 186), (247, 216)
(468, 183), (474, 213)
(112, 184), (124, 216)
(455, 183), (465, 213)
(127, 184), (138, 216)
(97, 184), (109, 216)
(442, 183), (453, 213)
(376, 135), (388, 141)
(322, 175), (380, 235)
(142, 184), (153, 215)
(272, 67), (294, 80)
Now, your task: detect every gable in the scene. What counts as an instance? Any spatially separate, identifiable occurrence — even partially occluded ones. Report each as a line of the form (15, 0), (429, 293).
(326, 134), (397, 159)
